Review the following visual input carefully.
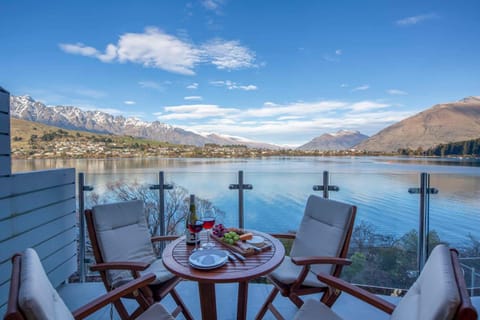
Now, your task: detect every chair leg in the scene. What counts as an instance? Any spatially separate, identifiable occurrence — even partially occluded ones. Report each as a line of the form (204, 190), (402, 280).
(288, 293), (304, 308)
(255, 287), (279, 320)
(321, 288), (341, 307)
(170, 288), (194, 320)
(112, 300), (131, 320)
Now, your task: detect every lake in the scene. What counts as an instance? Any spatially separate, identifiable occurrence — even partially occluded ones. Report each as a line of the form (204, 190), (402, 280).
(12, 156), (480, 246)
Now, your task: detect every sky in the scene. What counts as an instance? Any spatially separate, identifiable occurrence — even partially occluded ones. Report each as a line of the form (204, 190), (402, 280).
(1, 1), (479, 146)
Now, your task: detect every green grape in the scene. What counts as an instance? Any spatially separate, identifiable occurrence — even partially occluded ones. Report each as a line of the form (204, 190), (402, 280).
(233, 235), (240, 241)
(228, 239), (234, 245)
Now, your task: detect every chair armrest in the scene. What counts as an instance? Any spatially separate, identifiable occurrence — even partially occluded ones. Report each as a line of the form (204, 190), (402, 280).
(291, 256), (352, 266)
(270, 233), (296, 240)
(72, 273), (156, 319)
(151, 235), (179, 242)
(317, 273), (396, 314)
(90, 261), (149, 272)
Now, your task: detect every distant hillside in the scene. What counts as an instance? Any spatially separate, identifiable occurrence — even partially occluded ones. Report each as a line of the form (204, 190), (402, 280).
(10, 117), (169, 147)
(356, 96), (480, 152)
(10, 95), (280, 149)
(297, 130), (368, 151)
(10, 118), (364, 159)
(10, 117), (179, 158)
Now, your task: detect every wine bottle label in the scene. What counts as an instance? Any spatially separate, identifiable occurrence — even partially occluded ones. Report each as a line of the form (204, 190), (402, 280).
(185, 231), (200, 245)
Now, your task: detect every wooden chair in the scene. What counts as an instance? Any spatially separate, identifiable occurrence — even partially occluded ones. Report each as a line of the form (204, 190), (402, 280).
(256, 195), (357, 320)
(4, 248), (174, 320)
(85, 200), (193, 320)
(293, 245), (478, 320)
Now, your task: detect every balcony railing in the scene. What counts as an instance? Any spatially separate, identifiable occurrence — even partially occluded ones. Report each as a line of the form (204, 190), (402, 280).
(76, 169), (480, 295)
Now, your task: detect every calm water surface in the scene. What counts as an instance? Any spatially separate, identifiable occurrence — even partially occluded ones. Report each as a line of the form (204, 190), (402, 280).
(12, 156), (480, 246)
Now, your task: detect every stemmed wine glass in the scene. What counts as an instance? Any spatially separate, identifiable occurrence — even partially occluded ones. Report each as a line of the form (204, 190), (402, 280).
(188, 220), (203, 251)
(201, 208), (216, 249)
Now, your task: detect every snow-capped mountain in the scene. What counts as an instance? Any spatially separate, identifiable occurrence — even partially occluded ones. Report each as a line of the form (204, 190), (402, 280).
(9, 95), (280, 148)
(297, 130), (369, 150)
(203, 133), (282, 149)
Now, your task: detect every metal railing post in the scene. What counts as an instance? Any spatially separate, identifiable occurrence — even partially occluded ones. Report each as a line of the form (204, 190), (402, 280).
(78, 172), (93, 282)
(408, 172), (438, 271)
(471, 267), (476, 296)
(229, 170), (253, 229)
(313, 171), (339, 198)
(149, 171), (173, 252)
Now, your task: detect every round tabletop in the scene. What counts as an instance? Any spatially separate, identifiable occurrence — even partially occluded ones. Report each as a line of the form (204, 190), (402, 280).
(162, 230), (285, 283)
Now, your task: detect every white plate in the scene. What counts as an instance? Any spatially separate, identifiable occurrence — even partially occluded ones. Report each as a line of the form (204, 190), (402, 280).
(246, 235), (265, 247)
(189, 249), (228, 270)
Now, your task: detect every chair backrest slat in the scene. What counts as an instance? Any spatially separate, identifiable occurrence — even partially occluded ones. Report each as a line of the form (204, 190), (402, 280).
(4, 254), (24, 320)
(85, 209), (110, 289)
(450, 249), (478, 320)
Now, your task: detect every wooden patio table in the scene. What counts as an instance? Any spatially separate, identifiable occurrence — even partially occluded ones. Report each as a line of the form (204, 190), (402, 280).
(162, 230), (285, 320)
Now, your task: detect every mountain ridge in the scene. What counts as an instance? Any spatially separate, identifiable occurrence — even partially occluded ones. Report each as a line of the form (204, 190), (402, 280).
(10, 95), (280, 149)
(297, 130), (369, 150)
(355, 96), (480, 152)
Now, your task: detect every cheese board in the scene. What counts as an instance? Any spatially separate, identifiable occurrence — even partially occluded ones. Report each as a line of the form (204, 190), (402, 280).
(210, 227), (272, 257)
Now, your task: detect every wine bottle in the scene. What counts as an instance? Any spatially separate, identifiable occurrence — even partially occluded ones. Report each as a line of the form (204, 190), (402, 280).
(185, 194), (200, 245)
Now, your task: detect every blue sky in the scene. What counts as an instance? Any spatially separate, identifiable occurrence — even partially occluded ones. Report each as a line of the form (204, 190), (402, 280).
(1, 1), (479, 146)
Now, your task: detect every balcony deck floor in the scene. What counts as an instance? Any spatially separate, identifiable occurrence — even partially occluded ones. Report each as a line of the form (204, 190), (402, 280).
(60, 280), (403, 319)
(60, 280), (480, 319)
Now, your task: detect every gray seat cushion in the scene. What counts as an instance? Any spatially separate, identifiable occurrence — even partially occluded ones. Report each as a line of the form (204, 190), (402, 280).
(92, 200), (174, 288)
(294, 299), (343, 320)
(18, 248), (74, 320)
(270, 256), (327, 287)
(137, 303), (175, 320)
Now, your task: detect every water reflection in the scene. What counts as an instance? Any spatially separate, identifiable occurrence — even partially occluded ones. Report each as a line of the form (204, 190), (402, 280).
(11, 156), (480, 246)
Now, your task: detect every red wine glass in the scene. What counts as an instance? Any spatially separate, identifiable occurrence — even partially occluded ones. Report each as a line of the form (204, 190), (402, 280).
(202, 208), (216, 249)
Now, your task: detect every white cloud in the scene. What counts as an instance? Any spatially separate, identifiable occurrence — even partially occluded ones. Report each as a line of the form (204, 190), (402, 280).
(242, 100), (347, 118)
(59, 43), (97, 56)
(153, 98), (416, 145)
(138, 81), (167, 91)
(202, 0), (223, 11)
(335, 49), (342, 55)
(201, 39), (256, 70)
(187, 82), (199, 89)
(264, 101), (278, 107)
(155, 104), (238, 120)
(352, 84), (370, 91)
(396, 13), (438, 26)
(184, 96), (203, 101)
(124, 100), (136, 105)
(210, 80), (258, 91)
(60, 27), (256, 75)
(115, 27), (200, 75)
(277, 116), (304, 121)
(340, 83), (349, 88)
(387, 89), (408, 95)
